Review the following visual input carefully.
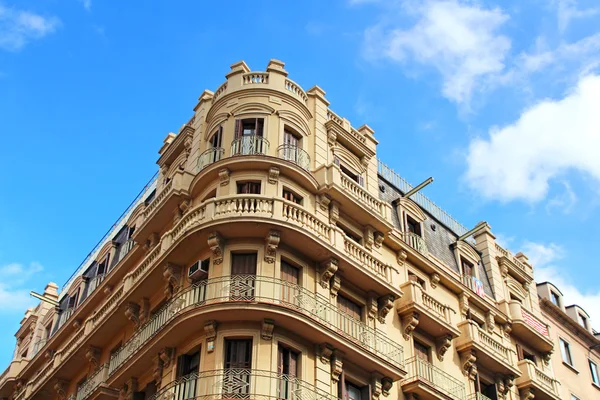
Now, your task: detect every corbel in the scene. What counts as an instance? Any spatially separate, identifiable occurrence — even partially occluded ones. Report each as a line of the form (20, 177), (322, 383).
(144, 232), (160, 252)
(204, 320), (218, 352)
(459, 293), (469, 318)
(124, 302), (141, 329)
(542, 350), (553, 366)
(329, 200), (340, 225)
(486, 311), (495, 333)
(264, 230), (281, 263)
(331, 350), (345, 383)
(207, 232), (224, 265)
(158, 347), (174, 368)
(495, 374), (505, 396)
(138, 298), (150, 325)
(319, 258), (338, 289)
(120, 377), (138, 400)
(53, 379), (69, 400)
(381, 377), (393, 397)
(435, 335), (453, 361)
(218, 168), (230, 186)
(520, 388), (535, 400)
(367, 294), (378, 321)
(268, 167), (280, 184)
(370, 373), (383, 400)
(327, 129), (337, 147)
(374, 231), (384, 248)
(318, 194), (331, 211)
(261, 319), (275, 340)
(330, 275), (341, 298)
(377, 294), (395, 324)
(402, 312), (419, 339)
(460, 350), (477, 379)
(85, 346), (102, 369)
(319, 343), (334, 364)
(396, 250), (407, 267)
(72, 319), (82, 330)
(152, 355), (163, 386)
(364, 226), (375, 250)
(504, 375), (515, 395)
(163, 262), (183, 299)
(503, 321), (512, 338)
(430, 273), (440, 289)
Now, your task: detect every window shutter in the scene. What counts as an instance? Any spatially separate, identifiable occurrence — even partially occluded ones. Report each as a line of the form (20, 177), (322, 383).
(234, 119), (241, 138)
(516, 344), (524, 360)
(357, 175), (364, 186)
(277, 346), (284, 375)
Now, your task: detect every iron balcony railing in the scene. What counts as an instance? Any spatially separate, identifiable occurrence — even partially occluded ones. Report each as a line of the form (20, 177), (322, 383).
(277, 144), (310, 170)
(118, 238), (135, 261)
(74, 364), (110, 400)
(87, 274), (105, 295)
(109, 276), (403, 376)
(402, 357), (466, 400)
(467, 393), (493, 400)
(231, 135), (270, 156)
(196, 147), (225, 171)
(401, 232), (428, 256)
(150, 369), (337, 400)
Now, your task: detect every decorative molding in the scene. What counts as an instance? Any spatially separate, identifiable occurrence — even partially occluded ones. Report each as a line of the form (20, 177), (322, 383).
(364, 226), (375, 250)
(374, 231), (384, 248)
(319, 258), (338, 289)
(430, 273), (440, 289)
(207, 232), (224, 265)
(163, 263), (182, 299)
(125, 302), (141, 329)
(318, 194), (331, 211)
(119, 377), (138, 400)
(327, 130), (337, 147)
(152, 355), (163, 385)
(139, 298), (150, 325)
(144, 232), (160, 253)
(330, 275), (341, 298)
(520, 388), (535, 400)
(436, 335), (453, 361)
(53, 379), (69, 400)
(158, 347), (174, 368)
(319, 343), (334, 364)
(378, 295), (395, 324)
(460, 350), (477, 379)
(72, 319), (82, 330)
(396, 250), (408, 266)
(264, 230), (281, 263)
(218, 168), (230, 186)
(459, 293), (469, 318)
(85, 346), (102, 369)
(261, 319), (275, 340)
(204, 320), (218, 352)
(367, 294), (378, 321)
(495, 374), (505, 396)
(486, 311), (495, 333)
(542, 350), (552, 366)
(370, 374), (382, 400)
(402, 312), (420, 339)
(504, 375), (515, 395)
(268, 167), (280, 184)
(329, 201), (339, 225)
(381, 377), (393, 397)
(503, 322), (512, 338)
(331, 350), (345, 383)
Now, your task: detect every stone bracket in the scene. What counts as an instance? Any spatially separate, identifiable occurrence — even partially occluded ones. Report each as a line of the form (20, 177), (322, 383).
(208, 232), (224, 265)
(264, 230), (281, 263)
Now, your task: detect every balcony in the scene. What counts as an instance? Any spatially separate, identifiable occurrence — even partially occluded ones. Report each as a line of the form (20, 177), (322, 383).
(87, 274), (105, 295)
(196, 147), (224, 171)
(117, 239), (135, 262)
(401, 357), (466, 400)
(151, 369), (336, 400)
(72, 364), (117, 400)
(277, 144), (310, 170)
(108, 276), (404, 380)
(515, 360), (560, 400)
(397, 281), (460, 339)
(401, 232), (428, 256)
(231, 135), (269, 156)
(507, 301), (553, 353)
(455, 320), (519, 376)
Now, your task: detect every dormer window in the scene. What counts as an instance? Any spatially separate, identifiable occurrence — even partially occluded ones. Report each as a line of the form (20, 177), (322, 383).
(550, 291), (561, 307)
(461, 257), (475, 277)
(577, 313), (588, 329)
(406, 215), (421, 236)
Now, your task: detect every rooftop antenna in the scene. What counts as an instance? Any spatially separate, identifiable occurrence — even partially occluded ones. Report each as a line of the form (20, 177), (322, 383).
(403, 177), (434, 198)
(458, 221), (488, 242)
(30, 291), (60, 307)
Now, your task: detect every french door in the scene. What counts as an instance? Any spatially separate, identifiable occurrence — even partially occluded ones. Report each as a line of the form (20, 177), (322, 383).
(277, 345), (299, 400)
(230, 254), (257, 300)
(280, 261), (300, 305)
(223, 339), (252, 397)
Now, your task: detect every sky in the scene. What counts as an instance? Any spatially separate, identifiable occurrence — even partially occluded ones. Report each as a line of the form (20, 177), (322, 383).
(1, 0), (599, 367)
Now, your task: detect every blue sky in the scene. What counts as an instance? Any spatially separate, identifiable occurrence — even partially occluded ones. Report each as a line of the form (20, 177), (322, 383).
(1, 0), (600, 366)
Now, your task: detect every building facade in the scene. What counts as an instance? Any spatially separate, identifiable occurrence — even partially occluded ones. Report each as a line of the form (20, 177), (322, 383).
(0, 59), (594, 400)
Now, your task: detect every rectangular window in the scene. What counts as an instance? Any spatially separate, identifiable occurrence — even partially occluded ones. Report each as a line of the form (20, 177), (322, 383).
(337, 223), (361, 244)
(414, 340), (431, 363)
(560, 339), (573, 366)
(577, 313), (588, 329)
(235, 118), (264, 137)
(280, 261), (300, 304)
(461, 258), (475, 277)
(406, 216), (421, 236)
(590, 360), (599, 385)
(550, 291), (560, 307)
(237, 182), (261, 194)
(210, 127), (223, 148)
(223, 339), (252, 397)
(177, 351), (200, 377)
(278, 345), (299, 399)
(231, 253), (257, 300)
(337, 295), (362, 337)
(44, 323), (52, 339)
(284, 129), (300, 147)
(283, 188), (302, 204)
(67, 289), (79, 310)
(340, 164), (363, 186)
(571, 395), (580, 400)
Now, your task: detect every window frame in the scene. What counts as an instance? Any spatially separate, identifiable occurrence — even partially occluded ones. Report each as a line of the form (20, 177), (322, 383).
(560, 338), (574, 367)
(590, 359), (600, 386)
(236, 181), (261, 195)
(282, 187), (303, 205)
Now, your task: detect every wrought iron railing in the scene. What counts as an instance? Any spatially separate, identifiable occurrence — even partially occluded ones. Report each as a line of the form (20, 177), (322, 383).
(277, 144), (310, 170)
(197, 147), (225, 171)
(150, 369), (337, 400)
(231, 135), (269, 156)
(467, 393), (493, 400)
(87, 274), (105, 295)
(75, 364), (111, 400)
(401, 232), (428, 255)
(402, 357), (465, 400)
(109, 276), (403, 376)
(118, 238), (135, 261)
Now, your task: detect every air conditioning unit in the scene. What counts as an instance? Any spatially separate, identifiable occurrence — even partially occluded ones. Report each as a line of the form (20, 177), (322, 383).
(188, 258), (209, 281)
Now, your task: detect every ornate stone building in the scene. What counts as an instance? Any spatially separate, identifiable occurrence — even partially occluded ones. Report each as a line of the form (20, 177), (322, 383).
(0, 59), (595, 400)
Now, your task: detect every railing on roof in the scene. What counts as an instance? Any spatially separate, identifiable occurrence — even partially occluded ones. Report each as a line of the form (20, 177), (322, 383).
(60, 172), (158, 294)
(378, 160), (469, 237)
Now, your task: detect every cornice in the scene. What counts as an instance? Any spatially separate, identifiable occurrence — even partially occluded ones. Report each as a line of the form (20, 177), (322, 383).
(15, 314), (38, 339)
(325, 120), (376, 160)
(540, 297), (600, 350)
(156, 124), (195, 168)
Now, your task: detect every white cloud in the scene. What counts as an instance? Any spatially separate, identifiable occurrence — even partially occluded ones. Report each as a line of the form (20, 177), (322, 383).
(0, 262), (44, 313)
(556, 0), (599, 33)
(363, 0), (511, 105)
(465, 74), (600, 202)
(0, 4), (60, 51)
(523, 241), (600, 330)
(79, 0), (92, 12)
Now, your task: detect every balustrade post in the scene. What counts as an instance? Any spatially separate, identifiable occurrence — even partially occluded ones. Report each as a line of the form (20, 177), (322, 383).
(272, 198), (283, 220)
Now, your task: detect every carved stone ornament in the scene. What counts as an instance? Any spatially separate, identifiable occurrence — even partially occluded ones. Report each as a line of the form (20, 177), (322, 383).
(139, 298), (150, 325)
(85, 346), (102, 369)
(370, 374), (382, 400)
(207, 232), (224, 265)
(218, 168), (230, 186)
(331, 350), (345, 383)
(319, 343), (334, 364)
(144, 232), (160, 252)
(45, 349), (55, 361)
(103, 285), (113, 296)
(53, 379), (69, 400)
(495, 374), (506, 396)
(330, 275), (341, 298)
(503, 322), (512, 338)
(367, 295), (378, 321)
(125, 302), (141, 329)
(381, 377), (393, 397)
(378, 295), (395, 324)
(459, 293), (470, 318)
(436, 335), (453, 361)
(364, 226), (375, 250)
(402, 312), (420, 340)
(504, 375), (515, 394)
(268, 167), (280, 184)
(204, 320), (218, 340)
(178, 198), (191, 217)
(486, 311), (495, 333)
(430, 273), (440, 289)
(183, 133), (193, 156)
(158, 347), (174, 368)
(374, 231), (385, 248)
(264, 230), (281, 263)
(72, 319), (82, 330)
(163, 262), (182, 298)
(542, 350), (553, 366)
(261, 319), (275, 340)
(120, 377), (138, 400)
(460, 350), (477, 379)
(152, 356), (163, 385)
(319, 258), (339, 289)
(318, 194), (331, 211)
(327, 130), (337, 147)
(520, 388), (535, 400)
(329, 201), (340, 225)
(396, 250), (408, 266)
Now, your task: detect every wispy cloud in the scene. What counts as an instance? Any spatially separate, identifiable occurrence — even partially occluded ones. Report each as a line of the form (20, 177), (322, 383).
(79, 0), (92, 12)
(523, 241), (600, 329)
(464, 74), (600, 203)
(0, 262), (43, 313)
(362, 0), (511, 106)
(555, 0), (599, 33)
(0, 3), (60, 51)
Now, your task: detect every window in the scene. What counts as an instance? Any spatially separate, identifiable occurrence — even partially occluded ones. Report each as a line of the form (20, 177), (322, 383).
(338, 380), (369, 400)
(479, 380), (499, 400)
(235, 118), (264, 137)
(44, 323), (52, 339)
(517, 344), (537, 365)
(560, 338), (574, 366)
(67, 289), (80, 310)
(578, 313), (588, 329)
(414, 341), (431, 363)
(406, 215), (421, 236)
(223, 339), (252, 397)
(177, 351), (200, 377)
(210, 127), (223, 148)
(278, 345), (299, 399)
(339, 164), (364, 186)
(237, 181), (261, 194)
(281, 261), (300, 304)
(20, 349), (27, 358)
(283, 188), (302, 204)
(337, 223), (361, 244)
(284, 128), (301, 147)
(590, 360), (599, 385)
(231, 253), (257, 300)
(337, 295), (362, 336)
(571, 395), (580, 400)
(408, 272), (426, 289)
(550, 291), (561, 307)
(461, 258), (475, 277)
